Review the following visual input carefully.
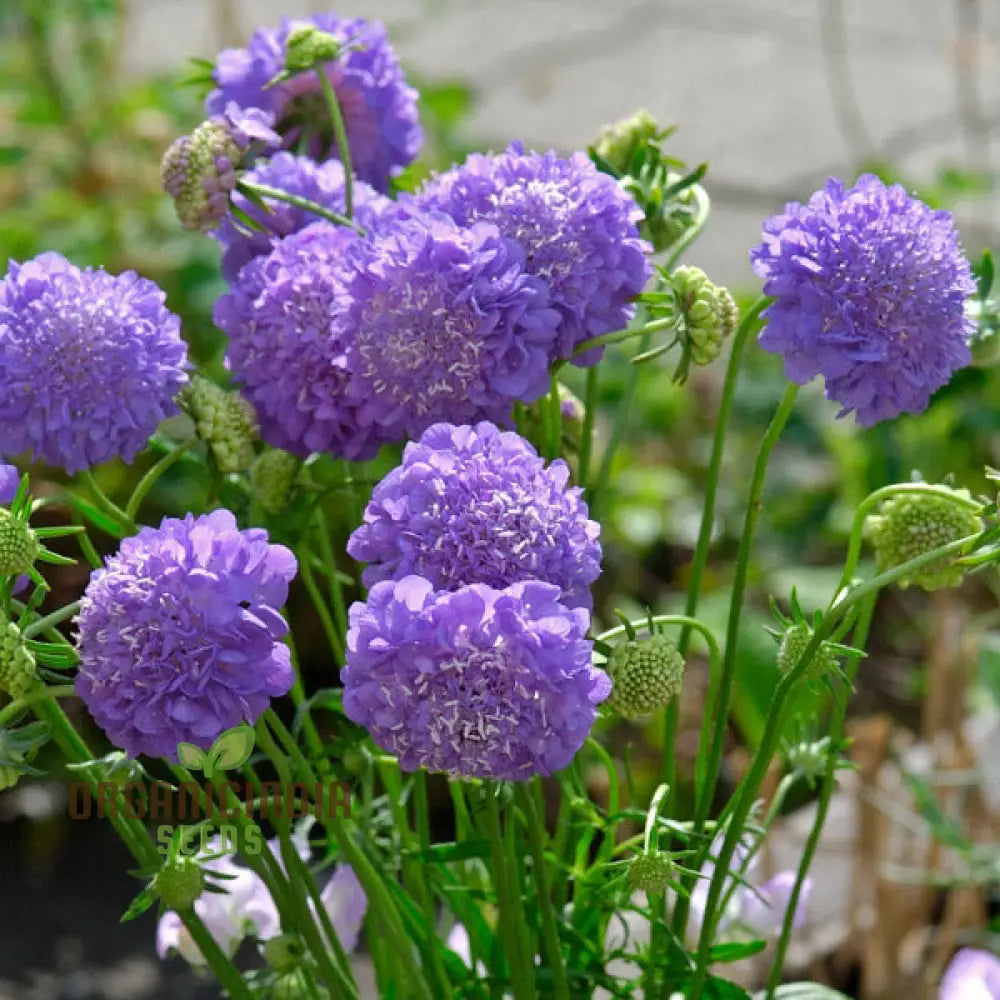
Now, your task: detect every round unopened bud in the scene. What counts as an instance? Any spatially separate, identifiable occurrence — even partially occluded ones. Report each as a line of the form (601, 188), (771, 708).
(180, 375), (258, 474)
(785, 739), (830, 784)
(605, 634), (685, 720)
(285, 24), (342, 73)
(273, 970), (329, 1000)
(0, 508), (38, 577)
(627, 851), (675, 893)
(672, 266), (738, 366)
(263, 933), (305, 973)
(161, 121), (241, 232)
(776, 623), (839, 681)
(865, 488), (983, 591)
(154, 857), (205, 911)
(593, 109), (661, 175)
(0, 619), (39, 700)
(251, 450), (301, 515)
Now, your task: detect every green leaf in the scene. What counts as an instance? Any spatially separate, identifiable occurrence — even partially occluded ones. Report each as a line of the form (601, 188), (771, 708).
(177, 742), (207, 771)
(120, 885), (157, 923)
(209, 724), (256, 771)
(407, 839), (492, 863)
(706, 939), (767, 963)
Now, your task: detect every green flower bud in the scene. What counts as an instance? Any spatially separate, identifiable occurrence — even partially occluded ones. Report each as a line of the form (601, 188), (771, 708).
(593, 109), (661, 176)
(0, 508), (39, 576)
(161, 121), (242, 232)
(153, 857), (205, 911)
(263, 934), (305, 973)
(605, 634), (685, 720)
(0, 619), (39, 700)
(626, 851), (675, 893)
(776, 622), (840, 681)
(251, 450), (301, 515)
(285, 25), (342, 73)
(180, 375), (258, 474)
(865, 488), (983, 591)
(672, 266), (738, 367)
(273, 969), (329, 1000)
(784, 738), (833, 785)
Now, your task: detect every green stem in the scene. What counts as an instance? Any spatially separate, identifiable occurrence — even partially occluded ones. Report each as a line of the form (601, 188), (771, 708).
(177, 911), (257, 1000)
(125, 442), (192, 521)
(695, 383), (799, 830)
(316, 69), (354, 218)
(298, 554), (345, 663)
(313, 506), (349, 638)
(23, 602), (81, 639)
(282, 627), (325, 763)
(0, 684), (76, 729)
(263, 711), (435, 1000)
(239, 180), (360, 232)
(78, 470), (135, 534)
(572, 317), (675, 360)
(763, 592), (876, 996)
(578, 366), (599, 488)
(520, 784), (570, 1000)
(482, 789), (535, 1000)
(664, 185), (711, 271)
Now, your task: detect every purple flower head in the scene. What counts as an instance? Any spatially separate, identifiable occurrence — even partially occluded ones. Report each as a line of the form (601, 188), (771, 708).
(206, 14), (421, 190)
(214, 222), (382, 460)
(0, 465), (19, 506)
(213, 152), (391, 282)
(940, 949), (1000, 1000)
(341, 212), (561, 441)
(157, 838), (278, 966)
(75, 510), (296, 760)
(348, 422), (601, 609)
(750, 174), (975, 426)
(0, 253), (188, 474)
(342, 576), (610, 780)
(413, 143), (651, 363)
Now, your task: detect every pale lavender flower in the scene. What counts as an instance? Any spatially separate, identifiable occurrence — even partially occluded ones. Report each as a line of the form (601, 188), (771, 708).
(940, 949), (1000, 1000)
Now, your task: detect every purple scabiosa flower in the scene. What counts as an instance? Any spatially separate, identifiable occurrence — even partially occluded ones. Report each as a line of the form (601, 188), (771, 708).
(206, 14), (421, 191)
(75, 510), (296, 760)
(750, 174), (975, 426)
(341, 212), (561, 440)
(212, 152), (391, 282)
(0, 253), (188, 475)
(0, 465), (18, 506)
(214, 222), (382, 460)
(940, 948), (1000, 1000)
(413, 143), (651, 363)
(157, 838), (279, 966)
(342, 576), (610, 780)
(347, 422), (601, 609)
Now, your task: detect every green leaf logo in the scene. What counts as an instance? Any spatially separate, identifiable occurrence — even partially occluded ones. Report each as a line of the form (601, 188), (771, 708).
(176, 725), (255, 780)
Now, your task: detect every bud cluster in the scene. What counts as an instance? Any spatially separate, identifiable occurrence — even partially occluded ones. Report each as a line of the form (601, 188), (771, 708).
(672, 265), (738, 368)
(865, 487), (983, 590)
(180, 375), (259, 474)
(0, 618), (39, 700)
(251, 450), (301, 515)
(0, 508), (39, 577)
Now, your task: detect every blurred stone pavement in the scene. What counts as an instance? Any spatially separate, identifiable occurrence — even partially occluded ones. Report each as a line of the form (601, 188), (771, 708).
(3, 1), (1000, 998)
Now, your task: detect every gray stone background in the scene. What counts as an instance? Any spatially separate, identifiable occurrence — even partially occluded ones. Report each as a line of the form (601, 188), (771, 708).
(3, 1), (1000, 997)
(123, 0), (1000, 288)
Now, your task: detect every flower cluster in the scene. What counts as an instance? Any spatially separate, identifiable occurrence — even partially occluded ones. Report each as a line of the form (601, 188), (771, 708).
(751, 174), (974, 426)
(343, 423), (608, 780)
(75, 510), (297, 760)
(206, 13), (421, 190)
(0, 253), (189, 474)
